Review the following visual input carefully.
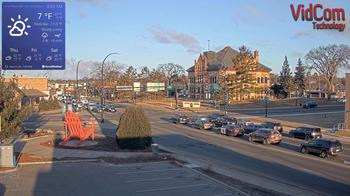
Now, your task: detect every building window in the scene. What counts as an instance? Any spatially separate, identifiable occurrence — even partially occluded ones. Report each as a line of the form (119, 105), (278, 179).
(257, 77), (260, 83)
(265, 77), (268, 83)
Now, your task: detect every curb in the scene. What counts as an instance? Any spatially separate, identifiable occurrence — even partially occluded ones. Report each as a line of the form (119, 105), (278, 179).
(18, 158), (101, 166)
(0, 165), (20, 174)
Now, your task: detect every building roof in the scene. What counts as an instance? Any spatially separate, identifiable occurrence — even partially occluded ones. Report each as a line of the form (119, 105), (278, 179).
(187, 46), (271, 72)
(20, 89), (48, 97)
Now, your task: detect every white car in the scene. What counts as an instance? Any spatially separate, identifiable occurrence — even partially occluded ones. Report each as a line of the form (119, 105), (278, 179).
(337, 98), (346, 103)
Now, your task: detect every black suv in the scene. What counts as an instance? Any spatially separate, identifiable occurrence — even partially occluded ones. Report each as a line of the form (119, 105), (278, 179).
(289, 127), (322, 140)
(261, 122), (283, 133)
(301, 139), (343, 158)
(212, 116), (237, 127)
(303, 101), (318, 109)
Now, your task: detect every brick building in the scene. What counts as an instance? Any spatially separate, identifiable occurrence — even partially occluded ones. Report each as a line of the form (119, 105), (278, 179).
(187, 46), (271, 100)
(5, 76), (48, 93)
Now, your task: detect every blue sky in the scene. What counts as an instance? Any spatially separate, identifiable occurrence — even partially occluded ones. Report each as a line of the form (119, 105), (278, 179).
(2, 0), (350, 78)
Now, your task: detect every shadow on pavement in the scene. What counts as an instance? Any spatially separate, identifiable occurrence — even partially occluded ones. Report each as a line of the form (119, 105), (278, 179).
(153, 133), (350, 196)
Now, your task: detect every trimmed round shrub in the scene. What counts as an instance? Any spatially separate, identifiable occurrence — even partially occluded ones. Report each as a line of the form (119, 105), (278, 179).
(116, 106), (152, 150)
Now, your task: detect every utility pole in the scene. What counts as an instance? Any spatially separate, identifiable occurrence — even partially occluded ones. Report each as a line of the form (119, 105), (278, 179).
(207, 40), (210, 51)
(100, 52), (119, 123)
(224, 67), (228, 115)
(75, 60), (82, 102)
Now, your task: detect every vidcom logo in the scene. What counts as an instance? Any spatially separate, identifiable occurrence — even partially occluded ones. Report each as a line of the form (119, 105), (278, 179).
(290, 4), (346, 31)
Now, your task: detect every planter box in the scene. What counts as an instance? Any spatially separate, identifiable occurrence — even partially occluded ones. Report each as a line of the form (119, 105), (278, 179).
(0, 144), (15, 168)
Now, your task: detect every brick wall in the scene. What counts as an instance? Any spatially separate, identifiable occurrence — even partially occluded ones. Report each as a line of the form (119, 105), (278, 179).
(5, 77), (48, 91)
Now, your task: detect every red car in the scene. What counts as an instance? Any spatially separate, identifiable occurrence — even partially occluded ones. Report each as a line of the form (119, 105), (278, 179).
(220, 125), (244, 137)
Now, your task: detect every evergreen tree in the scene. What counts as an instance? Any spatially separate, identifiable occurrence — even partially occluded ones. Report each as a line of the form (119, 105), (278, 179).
(294, 58), (306, 97)
(279, 56), (293, 98)
(232, 46), (258, 101)
(0, 74), (31, 142)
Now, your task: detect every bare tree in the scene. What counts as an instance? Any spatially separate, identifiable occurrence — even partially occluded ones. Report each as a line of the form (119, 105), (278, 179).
(305, 44), (350, 99)
(157, 63), (185, 85)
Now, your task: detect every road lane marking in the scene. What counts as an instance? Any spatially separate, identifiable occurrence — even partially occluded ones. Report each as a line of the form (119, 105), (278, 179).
(115, 168), (182, 175)
(214, 193), (233, 196)
(256, 111), (343, 118)
(135, 183), (209, 193)
(152, 122), (350, 169)
(125, 176), (177, 183)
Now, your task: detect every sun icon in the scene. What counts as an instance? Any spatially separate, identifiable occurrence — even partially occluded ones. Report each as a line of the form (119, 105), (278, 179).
(8, 14), (31, 37)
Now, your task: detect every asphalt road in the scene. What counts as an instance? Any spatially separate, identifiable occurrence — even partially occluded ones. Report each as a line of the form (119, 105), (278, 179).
(226, 105), (344, 128)
(1, 161), (237, 196)
(93, 104), (350, 195)
(144, 105), (350, 196)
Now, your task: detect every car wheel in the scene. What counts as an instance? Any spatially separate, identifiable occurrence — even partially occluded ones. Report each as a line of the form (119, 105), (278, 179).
(305, 135), (310, 141)
(320, 151), (328, 158)
(248, 136), (253, 142)
(263, 138), (269, 145)
(301, 147), (307, 154)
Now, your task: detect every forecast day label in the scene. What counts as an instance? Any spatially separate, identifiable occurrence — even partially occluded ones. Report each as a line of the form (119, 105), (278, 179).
(2, 2), (65, 70)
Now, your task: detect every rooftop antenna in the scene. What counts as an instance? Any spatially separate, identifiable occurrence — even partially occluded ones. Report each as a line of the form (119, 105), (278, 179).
(207, 40), (210, 51)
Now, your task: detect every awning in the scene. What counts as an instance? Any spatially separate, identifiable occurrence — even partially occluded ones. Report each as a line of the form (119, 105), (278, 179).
(20, 89), (48, 97)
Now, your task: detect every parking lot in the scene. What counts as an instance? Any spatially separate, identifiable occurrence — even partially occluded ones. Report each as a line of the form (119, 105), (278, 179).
(0, 161), (239, 196)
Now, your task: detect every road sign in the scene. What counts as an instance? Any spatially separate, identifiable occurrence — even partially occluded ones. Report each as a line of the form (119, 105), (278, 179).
(133, 82), (140, 92)
(146, 83), (165, 92)
(2, 2), (65, 70)
(263, 96), (269, 105)
(116, 86), (133, 91)
(166, 85), (172, 91)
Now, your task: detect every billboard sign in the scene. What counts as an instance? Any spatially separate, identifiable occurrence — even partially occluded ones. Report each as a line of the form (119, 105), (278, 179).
(133, 82), (140, 92)
(116, 86), (133, 91)
(2, 2), (65, 70)
(146, 82), (165, 92)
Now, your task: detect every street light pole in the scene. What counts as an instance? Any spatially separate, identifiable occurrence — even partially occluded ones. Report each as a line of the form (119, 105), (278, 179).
(75, 60), (82, 102)
(101, 52), (119, 123)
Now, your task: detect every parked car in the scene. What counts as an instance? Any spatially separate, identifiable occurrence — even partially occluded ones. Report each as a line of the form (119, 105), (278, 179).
(261, 122), (283, 133)
(105, 105), (117, 112)
(88, 102), (96, 111)
(171, 114), (189, 124)
(337, 98), (346, 103)
(208, 113), (225, 122)
(220, 125), (244, 137)
(92, 105), (103, 113)
(289, 127), (322, 140)
(236, 118), (254, 126)
(191, 118), (213, 130)
(212, 116), (237, 127)
(300, 139), (343, 158)
(243, 124), (264, 134)
(248, 128), (282, 145)
(303, 101), (318, 109)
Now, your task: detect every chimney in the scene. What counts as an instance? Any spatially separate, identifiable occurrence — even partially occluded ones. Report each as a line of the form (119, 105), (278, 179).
(254, 50), (259, 62)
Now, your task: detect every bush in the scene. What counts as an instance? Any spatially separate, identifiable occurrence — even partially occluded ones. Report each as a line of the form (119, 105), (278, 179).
(116, 106), (152, 150)
(39, 97), (61, 111)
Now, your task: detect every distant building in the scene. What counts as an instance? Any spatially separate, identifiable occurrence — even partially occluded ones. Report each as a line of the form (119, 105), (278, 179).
(187, 46), (272, 100)
(4, 76), (49, 106)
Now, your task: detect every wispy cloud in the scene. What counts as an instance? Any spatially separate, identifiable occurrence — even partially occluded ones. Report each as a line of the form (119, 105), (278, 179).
(148, 26), (202, 54)
(292, 30), (313, 39)
(290, 51), (304, 58)
(74, 0), (109, 6)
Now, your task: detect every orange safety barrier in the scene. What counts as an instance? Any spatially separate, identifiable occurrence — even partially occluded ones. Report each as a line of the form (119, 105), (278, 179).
(61, 111), (95, 145)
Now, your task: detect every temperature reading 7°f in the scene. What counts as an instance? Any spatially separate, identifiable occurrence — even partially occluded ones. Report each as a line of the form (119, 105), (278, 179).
(37, 12), (53, 20)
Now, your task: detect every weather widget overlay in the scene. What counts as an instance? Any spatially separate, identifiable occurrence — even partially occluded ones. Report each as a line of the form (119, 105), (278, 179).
(2, 2), (65, 70)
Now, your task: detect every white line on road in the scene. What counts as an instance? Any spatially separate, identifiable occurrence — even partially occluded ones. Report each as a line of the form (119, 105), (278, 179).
(115, 168), (182, 175)
(135, 183), (209, 193)
(125, 176), (182, 183)
(214, 193), (233, 196)
(264, 111), (343, 117)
